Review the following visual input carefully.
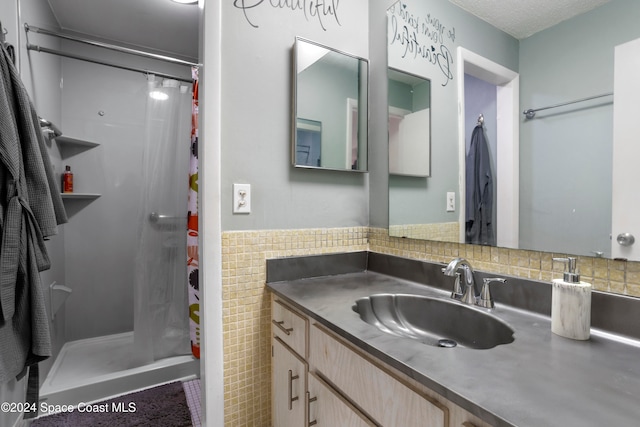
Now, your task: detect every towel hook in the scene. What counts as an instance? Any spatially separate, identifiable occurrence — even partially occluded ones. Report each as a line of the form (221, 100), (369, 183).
(477, 114), (484, 126)
(1, 21), (7, 44)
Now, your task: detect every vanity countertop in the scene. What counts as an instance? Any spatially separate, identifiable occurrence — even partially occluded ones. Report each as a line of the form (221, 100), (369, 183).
(267, 270), (640, 427)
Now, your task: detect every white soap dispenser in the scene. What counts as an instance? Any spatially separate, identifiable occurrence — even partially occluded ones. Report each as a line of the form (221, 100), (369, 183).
(551, 257), (591, 340)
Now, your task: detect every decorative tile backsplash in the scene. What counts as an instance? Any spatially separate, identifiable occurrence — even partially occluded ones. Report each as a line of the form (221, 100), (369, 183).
(221, 226), (640, 426)
(369, 228), (640, 296)
(389, 221), (460, 242)
(221, 227), (367, 426)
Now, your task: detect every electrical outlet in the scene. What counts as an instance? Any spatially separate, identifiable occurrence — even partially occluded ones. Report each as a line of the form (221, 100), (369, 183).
(446, 192), (455, 212)
(233, 183), (251, 214)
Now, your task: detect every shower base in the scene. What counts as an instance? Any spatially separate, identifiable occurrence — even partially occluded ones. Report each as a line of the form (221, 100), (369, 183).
(39, 332), (199, 408)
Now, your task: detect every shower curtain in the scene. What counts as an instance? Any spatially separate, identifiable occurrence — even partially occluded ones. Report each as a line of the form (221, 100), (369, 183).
(132, 75), (192, 365)
(187, 67), (200, 359)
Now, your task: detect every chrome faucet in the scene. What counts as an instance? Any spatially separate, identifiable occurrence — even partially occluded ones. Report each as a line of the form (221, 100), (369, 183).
(443, 258), (478, 305)
(443, 258), (507, 308)
(478, 277), (507, 308)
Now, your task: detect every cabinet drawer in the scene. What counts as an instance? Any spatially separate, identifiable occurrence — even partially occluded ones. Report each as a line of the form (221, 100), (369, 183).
(307, 372), (376, 427)
(272, 298), (307, 357)
(310, 324), (447, 427)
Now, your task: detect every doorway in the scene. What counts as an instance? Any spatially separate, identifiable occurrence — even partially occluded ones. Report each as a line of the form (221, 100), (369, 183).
(456, 47), (520, 248)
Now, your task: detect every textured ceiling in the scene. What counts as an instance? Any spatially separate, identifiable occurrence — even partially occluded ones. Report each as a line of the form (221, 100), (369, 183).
(447, 0), (612, 39)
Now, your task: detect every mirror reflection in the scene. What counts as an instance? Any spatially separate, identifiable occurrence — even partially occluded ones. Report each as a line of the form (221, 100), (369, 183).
(388, 68), (431, 177)
(293, 37), (369, 172)
(387, 0), (640, 262)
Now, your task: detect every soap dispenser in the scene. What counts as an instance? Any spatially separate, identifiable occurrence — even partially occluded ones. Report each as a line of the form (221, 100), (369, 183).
(551, 257), (591, 340)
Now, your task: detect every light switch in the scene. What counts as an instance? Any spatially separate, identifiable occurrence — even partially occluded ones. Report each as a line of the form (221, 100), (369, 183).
(233, 183), (251, 214)
(446, 192), (455, 212)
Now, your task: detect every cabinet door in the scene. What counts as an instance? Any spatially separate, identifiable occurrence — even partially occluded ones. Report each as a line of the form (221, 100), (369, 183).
(273, 337), (307, 427)
(307, 372), (376, 427)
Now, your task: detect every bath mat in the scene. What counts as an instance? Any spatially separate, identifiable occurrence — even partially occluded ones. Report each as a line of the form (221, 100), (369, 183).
(32, 381), (193, 426)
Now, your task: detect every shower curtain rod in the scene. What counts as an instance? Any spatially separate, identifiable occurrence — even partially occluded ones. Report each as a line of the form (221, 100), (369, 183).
(24, 23), (199, 68)
(27, 43), (193, 84)
(523, 92), (613, 119)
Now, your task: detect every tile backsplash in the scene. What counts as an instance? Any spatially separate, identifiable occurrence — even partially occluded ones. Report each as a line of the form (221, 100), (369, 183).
(221, 226), (640, 426)
(221, 227), (367, 426)
(368, 228), (640, 296)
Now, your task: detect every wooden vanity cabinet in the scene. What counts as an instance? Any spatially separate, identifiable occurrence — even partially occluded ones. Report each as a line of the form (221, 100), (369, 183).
(271, 296), (491, 427)
(272, 298), (373, 427)
(272, 298), (374, 427)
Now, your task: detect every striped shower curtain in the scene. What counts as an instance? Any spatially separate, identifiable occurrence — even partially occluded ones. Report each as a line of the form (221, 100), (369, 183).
(187, 67), (200, 358)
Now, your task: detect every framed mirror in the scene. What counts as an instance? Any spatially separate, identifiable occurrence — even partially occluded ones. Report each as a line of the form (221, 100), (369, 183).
(292, 37), (369, 172)
(388, 68), (431, 177)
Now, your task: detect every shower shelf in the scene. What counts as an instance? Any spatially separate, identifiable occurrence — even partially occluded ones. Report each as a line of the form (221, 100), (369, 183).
(54, 135), (99, 159)
(60, 193), (101, 199)
(52, 132), (101, 200)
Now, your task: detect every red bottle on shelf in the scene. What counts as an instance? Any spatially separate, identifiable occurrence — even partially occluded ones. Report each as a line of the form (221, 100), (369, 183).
(62, 165), (73, 193)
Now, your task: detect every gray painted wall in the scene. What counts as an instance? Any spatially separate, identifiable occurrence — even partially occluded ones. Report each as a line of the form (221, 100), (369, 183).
(220, 0), (370, 232)
(519, 0), (640, 257)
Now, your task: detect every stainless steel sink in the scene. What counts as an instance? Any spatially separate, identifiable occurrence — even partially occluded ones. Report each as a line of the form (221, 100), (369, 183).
(352, 293), (515, 349)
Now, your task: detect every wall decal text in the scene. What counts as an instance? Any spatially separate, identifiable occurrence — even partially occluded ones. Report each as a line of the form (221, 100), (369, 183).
(389, 2), (456, 86)
(234, 0), (341, 31)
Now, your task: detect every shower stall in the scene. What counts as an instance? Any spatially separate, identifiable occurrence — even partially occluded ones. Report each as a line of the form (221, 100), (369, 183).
(18, 9), (200, 408)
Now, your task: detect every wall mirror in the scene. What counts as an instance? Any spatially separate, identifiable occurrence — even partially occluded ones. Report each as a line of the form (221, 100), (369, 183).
(387, 0), (640, 263)
(388, 68), (431, 177)
(292, 37), (369, 172)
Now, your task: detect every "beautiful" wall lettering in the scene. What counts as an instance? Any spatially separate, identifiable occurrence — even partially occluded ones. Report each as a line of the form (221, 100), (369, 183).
(389, 2), (456, 87)
(234, 0), (341, 31)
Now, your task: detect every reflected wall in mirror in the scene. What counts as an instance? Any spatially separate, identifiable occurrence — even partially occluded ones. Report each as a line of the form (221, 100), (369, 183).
(292, 37), (369, 172)
(388, 68), (431, 177)
(387, 0), (640, 262)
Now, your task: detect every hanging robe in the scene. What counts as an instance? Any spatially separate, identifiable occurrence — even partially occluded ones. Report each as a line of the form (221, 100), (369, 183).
(0, 43), (68, 417)
(465, 125), (495, 246)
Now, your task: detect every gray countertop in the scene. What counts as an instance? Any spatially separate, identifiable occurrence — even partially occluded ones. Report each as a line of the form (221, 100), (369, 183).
(267, 271), (640, 427)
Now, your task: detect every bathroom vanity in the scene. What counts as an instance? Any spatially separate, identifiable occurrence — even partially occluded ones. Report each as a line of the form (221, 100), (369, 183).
(266, 252), (640, 427)
(271, 293), (489, 427)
